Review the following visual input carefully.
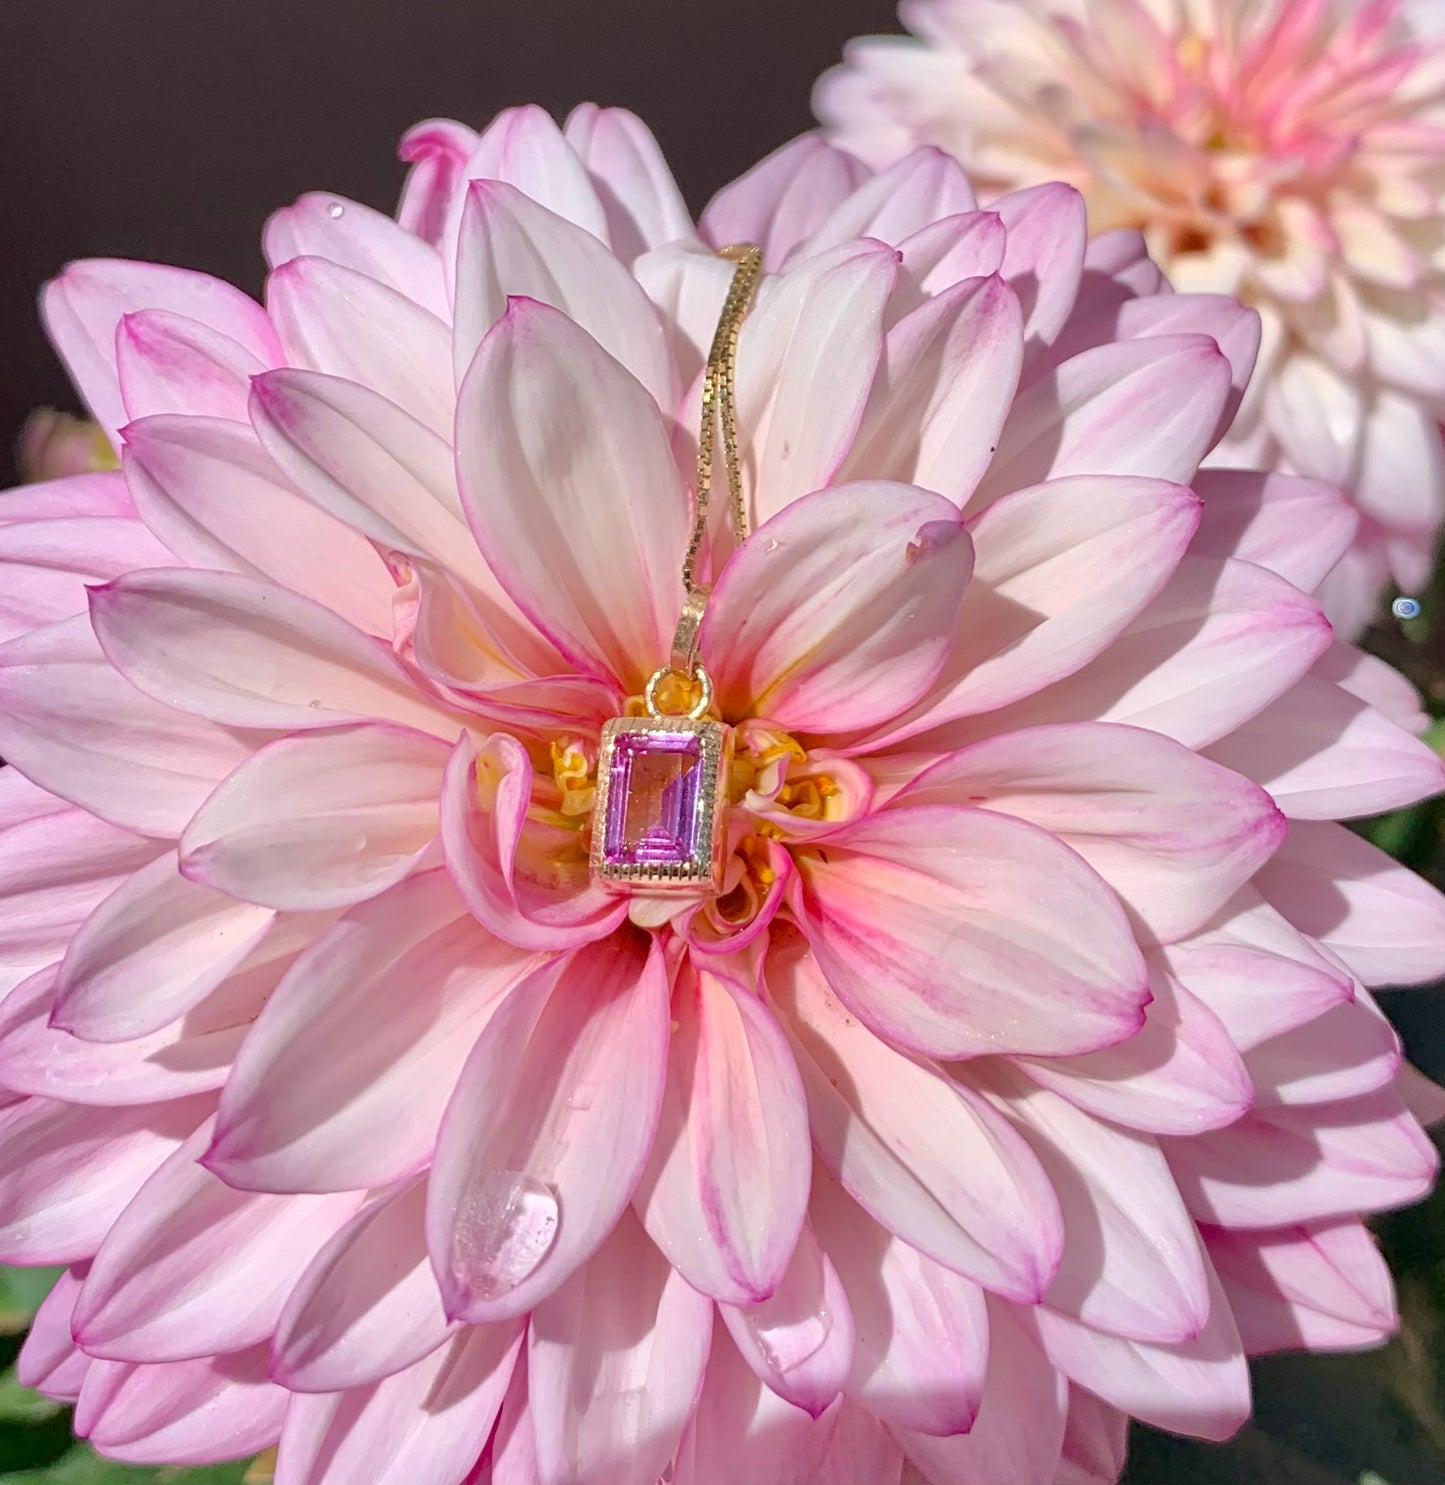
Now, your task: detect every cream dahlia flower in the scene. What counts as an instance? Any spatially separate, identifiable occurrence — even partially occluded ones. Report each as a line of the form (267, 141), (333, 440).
(2, 103), (1444, 1485)
(816, 0), (1445, 638)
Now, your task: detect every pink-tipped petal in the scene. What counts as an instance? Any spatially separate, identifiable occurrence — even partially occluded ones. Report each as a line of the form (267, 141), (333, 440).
(454, 179), (678, 408)
(841, 274), (1023, 504)
(701, 482), (972, 733)
(530, 1211), (713, 1485)
(116, 309), (272, 423)
(88, 568), (458, 736)
(995, 182), (1088, 356)
(794, 804), (1149, 1059)
(180, 723), (448, 911)
(1204, 1219), (1398, 1354)
(811, 1165), (988, 1436)
(895, 1301), (1068, 1485)
(769, 935), (1063, 1301)
(53, 851), (276, 1044)
(635, 961), (810, 1305)
(121, 415), (395, 636)
(427, 933), (669, 1322)
(455, 298), (687, 693)
(563, 104), (695, 261)
(396, 118), (480, 252)
(16, 1267), (91, 1400)
(804, 147), (978, 255)
(41, 258), (280, 443)
(464, 105), (608, 241)
(700, 134), (869, 270)
(275, 1323), (522, 1485)
(73, 1120), (361, 1361)
(273, 1176), (455, 1393)
(1256, 820), (1445, 986)
(208, 871), (528, 1194)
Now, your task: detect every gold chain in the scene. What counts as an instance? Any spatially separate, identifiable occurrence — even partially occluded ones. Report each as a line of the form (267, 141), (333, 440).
(681, 243), (764, 593)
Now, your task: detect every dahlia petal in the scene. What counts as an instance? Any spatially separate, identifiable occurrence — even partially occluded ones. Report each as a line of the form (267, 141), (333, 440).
(702, 482), (972, 733)
(274, 1176), (454, 1393)
(0, 471), (134, 521)
(810, 1166), (988, 1436)
(794, 804), (1149, 1058)
(441, 732), (626, 951)
(0, 515), (174, 643)
(1055, 1386), (1129, 1485)
(180, 723), (447, 910)
(0, 962), (245, 1106)
(840, 274), (1023, 505)
(121, 415), (395, 636)
(673, 1323), (841, 1485)
(88, 568), (458, 736)
(739, 242), (897, 525)
(455, 298), (687, 692)
(464, 105), (609, 241)
(41, 258), (280, 443)
(1204, 1220), (1397, 1354)
(1028, 1265), (1250, 1443)
(275, 1323), (522, 1485)
(0, 1094), (209, 1263)
(720, 1220), (854, 1418)
(78, 1347), (286, 1466)
(0, 814), (164, 996)
(265, 191), (449, 317)
(994, 182), (1088, 356)
(811, 1402), (907, 1485)
(1356, 387), (1445, 535)
(1017, 969), (1253, 1137)
(1206, 673), (1445, 819)
(0, 766), (70, 828)
(1189, 469), (1357, 593)
(0, 615), (261, 837)
(1166, 1087), (1439, 1228)
(770, 938), (1063, 1301)
(53, 850), (275, 1043)
(248, 369), (520, 635)
(977, 335), (1230, 506)
(16, 1268), (90, 1400)
(1256, 820), (1445, 986)
(428, 933), (669, 1322)
(977, 1066), (1213, 1344)
(397, 118), (480, 253)
(870, 475), (1200, 743)
(700, 134), (868, 270)
(116, 309), (270, 422)
(1397, 1060), (1445, 1128)
(893, 210), (1008, 312)
(900, 721), (1284, 942)
(267, 257), (454, 438)
(454, 179), (678, 409)
(1265, 352), (1364, 488)
(804, 147), (978, 255)
(894, 1301), (1068, 1485)
(563, 104), (695, 261)
(981, 556), (1333, 750)
(1164, 891), (1355, 1052)
(530, 1211), (713, 1485)
(208, 871), (528, 1193)
(635, 962), (810, 1305)
(1317, 639), (1431, 734)
(74, 1120), (361, 1361)
(632, 242), (738, 393)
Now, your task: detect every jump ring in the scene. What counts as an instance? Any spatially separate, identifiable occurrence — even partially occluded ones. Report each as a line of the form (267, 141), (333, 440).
(644, 664), (713, 721)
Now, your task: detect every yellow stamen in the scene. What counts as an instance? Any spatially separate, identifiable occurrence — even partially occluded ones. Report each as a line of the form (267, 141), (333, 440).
(549, 737), (596, 819)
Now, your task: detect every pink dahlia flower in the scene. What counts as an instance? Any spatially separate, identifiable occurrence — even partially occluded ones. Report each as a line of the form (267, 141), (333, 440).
(2, 103), (1445, 1485)
(816, 0), (1445, 638)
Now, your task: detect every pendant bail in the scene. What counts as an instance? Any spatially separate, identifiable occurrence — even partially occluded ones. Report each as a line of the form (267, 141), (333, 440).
(670, 584), (710, 676)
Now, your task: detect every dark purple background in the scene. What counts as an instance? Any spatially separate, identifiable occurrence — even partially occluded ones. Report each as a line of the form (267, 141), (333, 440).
(0, 0), (901, 471)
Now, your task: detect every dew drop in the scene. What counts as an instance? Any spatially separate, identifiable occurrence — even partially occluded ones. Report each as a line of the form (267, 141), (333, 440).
(451, 1169), (558, 1302)
(566, 1082), (598, 1111)
(751, 1302), (830, 1374)
(327, 201), (345, 219)
(765, 538), (779, 553)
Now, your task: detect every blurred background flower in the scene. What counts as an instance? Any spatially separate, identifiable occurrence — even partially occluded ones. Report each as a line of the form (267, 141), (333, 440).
(817, 0), (1445, 640)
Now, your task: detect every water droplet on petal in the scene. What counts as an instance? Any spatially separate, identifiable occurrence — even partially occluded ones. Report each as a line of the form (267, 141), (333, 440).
(751, 1301), (830, 1374)
(764, 538), (779, 553)
(451, 1169), (558, 1302)
(566, 1082), (598, 1111)
(327, 201), (345, 218)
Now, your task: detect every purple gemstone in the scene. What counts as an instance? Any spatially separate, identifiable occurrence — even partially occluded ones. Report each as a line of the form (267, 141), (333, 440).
(602, 730), (705, 869)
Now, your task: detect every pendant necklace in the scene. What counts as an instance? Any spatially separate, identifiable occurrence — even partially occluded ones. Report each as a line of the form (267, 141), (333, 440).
(589, 243), (764, 896)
